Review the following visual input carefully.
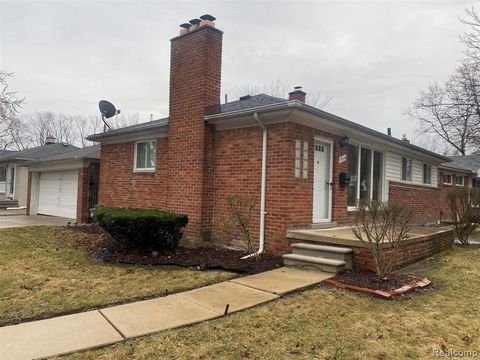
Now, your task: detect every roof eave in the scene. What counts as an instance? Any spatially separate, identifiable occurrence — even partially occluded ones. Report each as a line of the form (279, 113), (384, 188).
(87, 123), (168, 141)
(205, 101), (450, 163)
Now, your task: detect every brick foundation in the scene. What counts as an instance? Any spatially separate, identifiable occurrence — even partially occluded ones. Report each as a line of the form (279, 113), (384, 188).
(352, 231), (454, 271)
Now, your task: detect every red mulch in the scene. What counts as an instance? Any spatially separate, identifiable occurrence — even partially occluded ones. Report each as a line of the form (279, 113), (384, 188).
(55, 224), (283, 274)
(332, 270), (420, 292)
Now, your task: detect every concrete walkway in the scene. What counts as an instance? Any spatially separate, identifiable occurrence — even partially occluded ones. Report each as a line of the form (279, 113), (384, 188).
(0, 268), (330, 360)
(0, 215), (72, 229)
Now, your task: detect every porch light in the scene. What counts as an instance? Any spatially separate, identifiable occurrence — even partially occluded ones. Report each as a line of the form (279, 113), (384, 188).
(340, 136), (349, 147)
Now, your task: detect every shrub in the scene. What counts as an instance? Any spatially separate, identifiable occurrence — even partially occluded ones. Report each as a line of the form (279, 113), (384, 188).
(94, 207), (188, 251)
(212, 194), (258, 256)
(447, 188), (480, 246)
(352, 200), (414, 279)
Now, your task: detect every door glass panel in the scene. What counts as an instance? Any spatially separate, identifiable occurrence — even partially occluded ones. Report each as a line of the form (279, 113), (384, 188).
(347, 145), (358, 206)
(359, 148), (371, 200)
(9, 167), (15, 193)
(137, 143), (146, 168)
(372, 151), (383, 201)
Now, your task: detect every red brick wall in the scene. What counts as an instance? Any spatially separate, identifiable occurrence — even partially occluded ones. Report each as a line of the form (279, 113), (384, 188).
(77, 162), (100, 224)
(98, 139), (168, 209)
(388, 182), (443, 223)
(211, 122), (350, 253)
(166, 25), (223, 244)
(353, 231), (454, 271)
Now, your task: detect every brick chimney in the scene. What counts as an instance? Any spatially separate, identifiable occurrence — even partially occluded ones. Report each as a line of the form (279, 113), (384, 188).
(45, 134), (56, 145)
(166, 15), (222, 243)
(288, 86), (306, 103)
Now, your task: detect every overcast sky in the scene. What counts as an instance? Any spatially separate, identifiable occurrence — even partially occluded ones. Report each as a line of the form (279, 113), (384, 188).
(0, 0), (475, 142)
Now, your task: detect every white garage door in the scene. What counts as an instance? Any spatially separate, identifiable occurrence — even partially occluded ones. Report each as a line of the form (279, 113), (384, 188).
(38, 170), (78, 219)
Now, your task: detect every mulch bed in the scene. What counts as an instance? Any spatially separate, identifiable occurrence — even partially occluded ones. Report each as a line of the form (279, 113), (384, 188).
(324, 269), (431, 299)
(55, 224), (283, 274)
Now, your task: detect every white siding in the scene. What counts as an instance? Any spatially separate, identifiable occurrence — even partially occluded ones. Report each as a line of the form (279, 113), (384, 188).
(385, 152), (439, 191)
(431, 165), (438, 185)
(412, 160), (423, 184)
(385, 152), (401, 181)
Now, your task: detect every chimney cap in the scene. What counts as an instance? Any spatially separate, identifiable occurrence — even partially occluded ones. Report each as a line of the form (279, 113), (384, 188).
(45, 134), (56, 145)
(289, 87), (306, 95)
(189, 18), (201, 25)
(180, 23), (192, 29)
(200, 14), (216, 21)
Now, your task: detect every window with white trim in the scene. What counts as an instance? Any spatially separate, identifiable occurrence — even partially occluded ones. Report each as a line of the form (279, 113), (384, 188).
(134, 140), (156, 171)
(423, 163), (432, 184)
(443, 174), (452, 184)
(456, 175), (464, 186)
(347, 144), (383, 207)
(401, 157), (412, 182)
(295, 139), (308, 179)
(0, 167), (6, 182)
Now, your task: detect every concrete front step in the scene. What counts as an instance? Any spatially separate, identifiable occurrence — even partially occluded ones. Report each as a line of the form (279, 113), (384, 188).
(0, 200), (18, 209)
(310, 222), (338, 229)
(291, 243), (353, 269)
(282, 254), (346, 274)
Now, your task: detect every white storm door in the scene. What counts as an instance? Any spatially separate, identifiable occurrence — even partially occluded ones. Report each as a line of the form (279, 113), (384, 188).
(38, 170), (78, 219)
(312, 141), (331, 222)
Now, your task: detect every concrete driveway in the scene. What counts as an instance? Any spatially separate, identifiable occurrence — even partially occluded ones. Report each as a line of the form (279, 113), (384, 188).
(0, 215), (72, 229)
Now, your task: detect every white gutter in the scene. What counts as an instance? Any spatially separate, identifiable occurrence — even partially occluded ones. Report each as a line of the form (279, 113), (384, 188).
(242, 112), (266, 259)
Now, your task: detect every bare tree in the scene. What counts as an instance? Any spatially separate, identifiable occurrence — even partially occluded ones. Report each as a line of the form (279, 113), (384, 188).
(213, 194), (258, 257)
(409, 6), (480, 155)
(408, 61), (480, 155)
(19, 112), (141, 148)
(352, 200), (414, 279)
(447, 188), (480, 246)
(460, 5), (480, 61)
(241, 78), (332, 109)
(0, 71), (25, 150)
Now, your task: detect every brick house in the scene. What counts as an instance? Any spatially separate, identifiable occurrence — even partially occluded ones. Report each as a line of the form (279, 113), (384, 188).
(88, 16), (455, 255)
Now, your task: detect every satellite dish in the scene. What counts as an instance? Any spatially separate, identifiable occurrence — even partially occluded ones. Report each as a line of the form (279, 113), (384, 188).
(98, 100), (121, 131)
(99, 100), (119, 119)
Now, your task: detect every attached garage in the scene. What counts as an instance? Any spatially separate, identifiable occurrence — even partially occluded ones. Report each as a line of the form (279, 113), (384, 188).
(37, 170), (78, 219)
(27, 145), (100, 223)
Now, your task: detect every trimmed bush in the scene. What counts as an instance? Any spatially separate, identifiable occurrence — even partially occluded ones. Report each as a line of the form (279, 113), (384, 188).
(94, 207), (188, 251)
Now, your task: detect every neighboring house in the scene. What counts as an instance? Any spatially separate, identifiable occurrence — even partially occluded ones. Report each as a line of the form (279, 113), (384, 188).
(0, 150), (15, 199)
(26, 145), (100, 222)
(0, 138), (79, 208)
(87, 17), (452, 253)
(440, 155), (480, 188)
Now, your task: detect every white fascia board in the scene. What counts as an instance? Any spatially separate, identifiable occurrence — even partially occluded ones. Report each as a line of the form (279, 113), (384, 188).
(97, 129), (168, 145)
(28, 159), (84, 172)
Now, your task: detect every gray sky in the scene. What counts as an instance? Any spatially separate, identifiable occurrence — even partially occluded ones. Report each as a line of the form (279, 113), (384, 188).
(0, 0), (475, 142)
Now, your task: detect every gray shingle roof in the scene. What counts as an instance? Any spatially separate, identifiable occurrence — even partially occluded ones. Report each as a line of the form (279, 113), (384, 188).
(87, 95), (286, 141)
(0, 150), (15, 157)
(0, 143), (79, 162)
(84, 93), (448, 162)
(220, 94), (287, 113)
(441, 154), (480, 174)
(87, 117), (169, 141)
(27, 145), (100, 164)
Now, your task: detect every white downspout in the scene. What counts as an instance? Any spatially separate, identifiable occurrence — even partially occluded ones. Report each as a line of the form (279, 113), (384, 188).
(242, 112), (266, 259)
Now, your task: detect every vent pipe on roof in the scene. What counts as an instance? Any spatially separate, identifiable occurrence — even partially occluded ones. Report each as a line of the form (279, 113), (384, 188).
(45, 135), (56, 145)
(387, 128), (392, 136)
(402, 134), (410, 143)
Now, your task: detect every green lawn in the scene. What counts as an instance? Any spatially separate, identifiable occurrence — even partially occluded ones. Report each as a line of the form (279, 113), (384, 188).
(63, 245), (480, 360)
(0, 226), (235, 326)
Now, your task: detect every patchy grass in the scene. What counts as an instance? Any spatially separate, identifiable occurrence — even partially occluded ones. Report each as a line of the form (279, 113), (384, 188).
(0, 227), (235, 326)
(64, 246), (480, 360)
